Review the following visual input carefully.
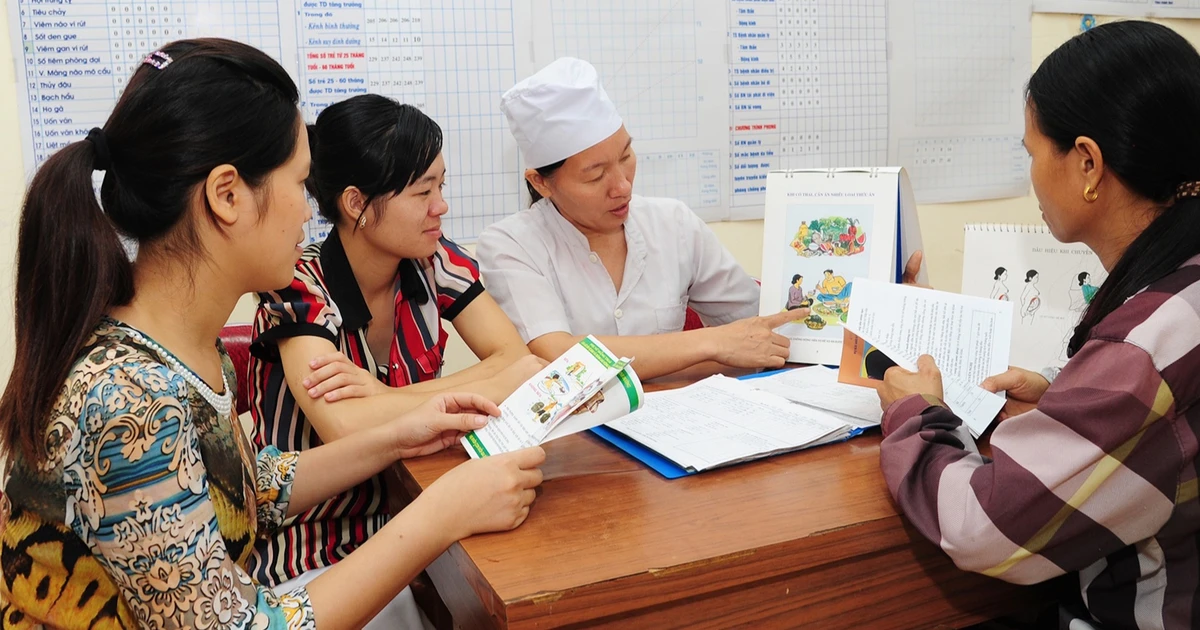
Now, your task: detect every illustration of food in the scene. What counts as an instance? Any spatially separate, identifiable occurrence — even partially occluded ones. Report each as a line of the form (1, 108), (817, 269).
(791, 217), (867, 258)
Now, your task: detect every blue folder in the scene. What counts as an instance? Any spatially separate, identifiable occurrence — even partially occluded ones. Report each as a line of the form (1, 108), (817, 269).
(589, 368), (873, 479)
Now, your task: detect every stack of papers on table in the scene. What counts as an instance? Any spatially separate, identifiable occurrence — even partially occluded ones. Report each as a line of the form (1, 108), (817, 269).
(601, 373), (875, 474)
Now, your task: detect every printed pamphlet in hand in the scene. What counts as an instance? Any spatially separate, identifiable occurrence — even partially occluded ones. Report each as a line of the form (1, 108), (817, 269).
(462, 336), (644, 458)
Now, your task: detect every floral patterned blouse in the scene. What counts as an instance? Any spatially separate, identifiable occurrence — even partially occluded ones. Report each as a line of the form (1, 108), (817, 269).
(0, 319), (316, 629)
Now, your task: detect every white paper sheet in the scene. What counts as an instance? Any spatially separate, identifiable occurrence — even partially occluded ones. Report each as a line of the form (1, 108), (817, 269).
(749, 367), (883, 428)
(845, 279), (1010, 436)
(606, 375), (849, 472)
(887, 0), (1033, 203)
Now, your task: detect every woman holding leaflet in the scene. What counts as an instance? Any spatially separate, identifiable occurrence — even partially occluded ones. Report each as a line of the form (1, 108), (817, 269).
(876, 21), (1200, 629)
(247, 94), (543, 596)
(0, 39), (543, 629)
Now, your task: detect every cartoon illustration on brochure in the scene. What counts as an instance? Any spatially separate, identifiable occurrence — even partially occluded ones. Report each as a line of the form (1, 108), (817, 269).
(537, 371), (570, 396)
(531, 399), (558, 424)
(570, 390), (605, 416)
(565, 361), (588, 386)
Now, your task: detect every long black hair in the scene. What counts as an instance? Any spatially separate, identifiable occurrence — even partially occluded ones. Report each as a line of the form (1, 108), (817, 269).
(305, 94), (443, 226)
(1027, 21), (1200, 357)
(0, 38), (300, 462)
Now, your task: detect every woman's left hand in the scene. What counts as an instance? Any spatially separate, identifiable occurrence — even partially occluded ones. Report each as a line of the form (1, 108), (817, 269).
(902, 251), (931, 289)
(878, 354), (944, 410)
(389, 392), (502, 459)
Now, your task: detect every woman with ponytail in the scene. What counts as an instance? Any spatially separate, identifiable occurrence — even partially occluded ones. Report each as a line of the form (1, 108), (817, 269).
(0, 39), (543, 630)
(875, 21), (1200, 629)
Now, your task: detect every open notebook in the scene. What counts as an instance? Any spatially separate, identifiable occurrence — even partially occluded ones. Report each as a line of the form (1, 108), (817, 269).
(960, 224), (1106, 372)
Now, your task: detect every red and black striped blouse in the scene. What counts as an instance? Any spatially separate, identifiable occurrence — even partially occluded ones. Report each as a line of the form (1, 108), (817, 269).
(246, 228), (482, 586)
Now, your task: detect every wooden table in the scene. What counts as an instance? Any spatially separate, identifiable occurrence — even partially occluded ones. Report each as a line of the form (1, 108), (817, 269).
(395, 376), (1053, 629)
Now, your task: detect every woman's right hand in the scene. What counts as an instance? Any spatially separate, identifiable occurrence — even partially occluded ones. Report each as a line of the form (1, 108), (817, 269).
(419, 446), (546, 541)
(981, 367), (1050, 420)
(707, 310), (799, 369)
(303, 352), (387, 402)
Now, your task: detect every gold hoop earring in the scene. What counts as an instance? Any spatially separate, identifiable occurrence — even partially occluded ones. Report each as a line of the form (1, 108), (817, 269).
(1083, 185), (1099, 203)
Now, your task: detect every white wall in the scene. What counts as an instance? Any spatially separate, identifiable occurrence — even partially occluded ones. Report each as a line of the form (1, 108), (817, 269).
(4, 11), (1200, 379)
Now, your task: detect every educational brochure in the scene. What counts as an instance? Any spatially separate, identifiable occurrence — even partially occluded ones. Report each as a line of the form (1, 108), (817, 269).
(840, 279), (1011, 437)
(604, 375), (854, 474)
(960, 224), (1107, 373)
(462, 337), (644, 458)
(759, 168), (927, 366)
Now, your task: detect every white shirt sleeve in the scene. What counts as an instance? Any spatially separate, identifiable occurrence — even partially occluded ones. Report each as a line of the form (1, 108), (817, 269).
(681, 207), (761, 326)
(477, 223), (573, 343)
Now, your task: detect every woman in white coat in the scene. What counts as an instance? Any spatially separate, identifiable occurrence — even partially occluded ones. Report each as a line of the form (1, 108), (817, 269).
(482, 58), (805, 379)
(479, 58), (924, 379)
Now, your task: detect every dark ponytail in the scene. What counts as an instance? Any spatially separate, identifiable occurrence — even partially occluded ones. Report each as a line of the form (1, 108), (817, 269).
(1027, 21), (1200, 357)
(3, 142), (135, 461)
(0, 38), (300, 462)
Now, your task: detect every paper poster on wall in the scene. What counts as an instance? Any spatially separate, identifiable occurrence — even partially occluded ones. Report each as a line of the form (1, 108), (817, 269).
(726, 0), (890, 216)
(1034, 1), (1200, 18)
(8, 0), (1039, 240)
(887, 0), (1033, 204)
(522, 0), (732, 220)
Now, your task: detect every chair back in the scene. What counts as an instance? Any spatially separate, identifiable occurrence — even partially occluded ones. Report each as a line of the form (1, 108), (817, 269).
(220, 324), (254, 416)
